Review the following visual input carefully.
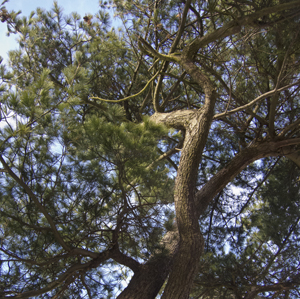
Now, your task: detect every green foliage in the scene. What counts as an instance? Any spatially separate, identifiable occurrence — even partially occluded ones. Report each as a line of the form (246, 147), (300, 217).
(0, 0), (300, 298)
(0, 2), (174, 297)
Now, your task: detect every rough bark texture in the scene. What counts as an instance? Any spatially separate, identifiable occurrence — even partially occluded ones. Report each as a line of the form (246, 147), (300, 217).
(117, 137), (300, 299)
(117, 230), (179, 299)
(195, 138), (300, 217)
(117, 256), (172, 299)
(116, 2), (300, 297)
(161, 112), (206, 299)
(159, 52), (217, 297)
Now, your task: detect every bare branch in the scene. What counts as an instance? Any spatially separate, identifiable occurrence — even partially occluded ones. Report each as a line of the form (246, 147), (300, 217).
(0, 154), (71, 252)
(89, 70), (160, 103)
(279, 118), (300, 137)
(214, 81), (300, 120)
(195, 137), (300, 217)
(138, 36), (180, 62)
(185, 0), (300, 56)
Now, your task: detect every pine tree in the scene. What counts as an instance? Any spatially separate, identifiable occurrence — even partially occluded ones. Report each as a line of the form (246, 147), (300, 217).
(1, 0), (300, 298)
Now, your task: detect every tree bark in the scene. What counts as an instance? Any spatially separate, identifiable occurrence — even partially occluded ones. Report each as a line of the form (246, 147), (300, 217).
(117, 256), (172, 299)
(116, 2), (300, 295)
(117, 137), (300, 299)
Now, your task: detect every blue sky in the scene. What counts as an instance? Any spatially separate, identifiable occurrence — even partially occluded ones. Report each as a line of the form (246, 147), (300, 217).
(0, 0), (103, 62)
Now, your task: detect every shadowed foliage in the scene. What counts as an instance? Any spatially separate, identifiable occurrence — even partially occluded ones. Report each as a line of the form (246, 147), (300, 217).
(0, 0), (300, 298)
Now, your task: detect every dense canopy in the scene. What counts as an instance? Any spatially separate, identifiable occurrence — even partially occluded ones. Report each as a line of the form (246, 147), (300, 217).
(0, 0), (300, 298)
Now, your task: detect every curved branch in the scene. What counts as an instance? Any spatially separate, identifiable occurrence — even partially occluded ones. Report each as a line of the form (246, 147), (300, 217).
(195, 137), (300, 217)
(151, 109), (195, 129)
(111, 247), (141, 273)
(89, 70), (160, 103)
(138, 36), (180, 62)
(185, 0), (300, 56)
(1, 250), (111, 298)
(213, 81), (300, 120)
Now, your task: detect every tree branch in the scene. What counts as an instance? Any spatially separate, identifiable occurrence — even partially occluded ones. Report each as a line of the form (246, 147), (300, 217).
(195, 137), (300, 217)
(213, 81), (300, 120)
(89, 70), (160, 103)
(185, 0), (300, 56)
(138, 36), (180, 62)
(279, 118), (300, 137)
(111, 247), (141, 273)
(169, 0), (193, 53)
(0, 154), (71, 252)
(0, 250), (111, 298)
(151, 109), (195, 129)
(202, 62), (268, 126)
(244, 280), (300, 299)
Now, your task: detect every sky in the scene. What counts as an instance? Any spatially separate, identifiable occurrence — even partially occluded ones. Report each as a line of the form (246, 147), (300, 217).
(0, 0), (103, 62)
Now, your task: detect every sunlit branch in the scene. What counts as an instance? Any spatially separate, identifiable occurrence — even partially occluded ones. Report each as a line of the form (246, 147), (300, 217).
(213, 81), (300, 120)
(146, 0), (191, 113)
(203, 62), (267, 126)
(181, 57), (216, 108)
(138, 36), (180, 63)
(89, 70), (160, 103)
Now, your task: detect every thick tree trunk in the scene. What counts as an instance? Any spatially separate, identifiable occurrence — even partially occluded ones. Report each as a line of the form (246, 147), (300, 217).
(117, 229), (179, 299)
(116, 6), (300, 292)
(117, 255), (172, 299)
(161, 110), (213, 298)
(116, 138), (300, 299)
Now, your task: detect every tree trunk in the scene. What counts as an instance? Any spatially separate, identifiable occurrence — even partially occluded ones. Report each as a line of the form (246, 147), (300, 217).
(116, 138), (300, 299)
(117, 256), (172, 299)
